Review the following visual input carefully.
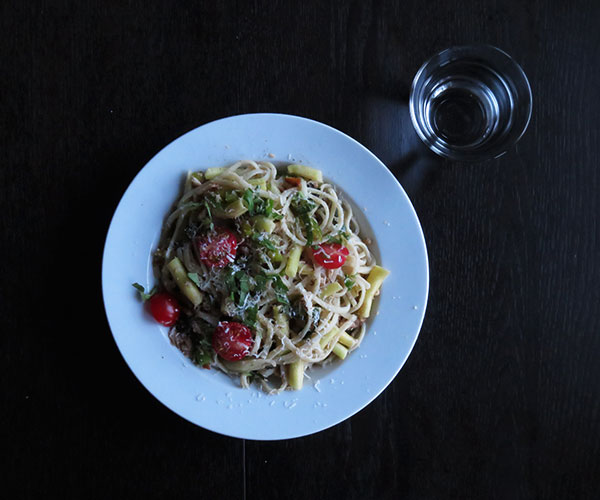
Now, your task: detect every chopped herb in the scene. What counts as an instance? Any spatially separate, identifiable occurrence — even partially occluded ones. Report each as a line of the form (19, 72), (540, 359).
(236, 270), (250, 305)
(290, 192), (315, 215)
(187, 272), (201, 287)
(327, 226), (350, 244)
(243, 188), (254, 213)
(269, 274), (290, 306)
(344, 274), (356, 290)
(224, 190), (239, 203)
(254, 273), (269, 291)
(269, 274), (289, 292)
(203, 200), (214, 231)
(243, 305), (258, 329)
(194, 348), (212, 367)
(290, 192), (320, 245)
(132, 283), (156, 301)
(265, 198), (273, 217)
(252, 233), (277, 251)
(310, 217), (322, 241)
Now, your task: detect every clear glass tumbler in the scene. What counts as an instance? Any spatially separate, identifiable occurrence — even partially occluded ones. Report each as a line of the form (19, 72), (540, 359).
(409, 45), (532, 161)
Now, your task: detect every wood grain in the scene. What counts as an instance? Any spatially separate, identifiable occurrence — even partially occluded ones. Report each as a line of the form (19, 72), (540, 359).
(1, 0), (599, 499)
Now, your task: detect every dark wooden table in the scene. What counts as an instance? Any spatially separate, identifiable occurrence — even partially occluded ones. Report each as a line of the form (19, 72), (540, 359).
(3, 1), (599, 498)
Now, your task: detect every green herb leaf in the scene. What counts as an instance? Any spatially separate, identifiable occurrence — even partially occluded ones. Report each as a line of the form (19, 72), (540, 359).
(265, 198), (273, 217)
(132, 283), (156, 302)
(327, 226), (350, 244)
(243, 305), (258, 329)
(344, 274), (356, 290)
(252, 233), (277, 251)
(187, 273), (201, 287)
(269, 274), (290, 306)
(310, 216), (322, 241)
(194, 347), (212, 367)
(203, 200), (214, 231)
(236, 270), (250, 306)
(290, 192), (315, 215)
(243, 188), (254, 213)
(254, 273), (269, 292)
(224, 190), (239, 204)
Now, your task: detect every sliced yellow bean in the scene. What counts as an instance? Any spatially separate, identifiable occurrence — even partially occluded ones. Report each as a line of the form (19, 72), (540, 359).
(252, 215), (275, 233)
(166, 258), (203, 306)
(205, 167), (226, 180)
(338, 331), (357, 348)
(285, 245), (303, 277)
(320, 282), (343, 299)
(358, 265), (390, 318)
(215, 198), (248, 218)
(287, 164), (323, 182)
(332, 343), (348, 359)
(288, 360), (305, 390)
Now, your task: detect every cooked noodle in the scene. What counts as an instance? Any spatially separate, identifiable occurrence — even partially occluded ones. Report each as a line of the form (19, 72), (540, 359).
(152, 160), (384, 393)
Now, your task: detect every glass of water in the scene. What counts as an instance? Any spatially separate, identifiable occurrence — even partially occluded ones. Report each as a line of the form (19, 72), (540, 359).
(409, 45), (532, 161)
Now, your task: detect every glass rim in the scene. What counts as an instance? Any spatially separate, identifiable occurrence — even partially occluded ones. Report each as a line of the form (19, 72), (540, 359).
(409, 44), (533, 161)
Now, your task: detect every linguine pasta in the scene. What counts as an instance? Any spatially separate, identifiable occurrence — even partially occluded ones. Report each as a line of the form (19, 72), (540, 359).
(151, 160), (389, 393)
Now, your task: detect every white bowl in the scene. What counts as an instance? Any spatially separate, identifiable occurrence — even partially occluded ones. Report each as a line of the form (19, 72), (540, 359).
(102, 113), (429, 440)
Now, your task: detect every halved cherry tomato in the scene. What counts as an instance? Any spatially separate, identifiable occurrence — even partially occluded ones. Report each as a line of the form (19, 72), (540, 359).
(311, 243), (349, 269)
(195, 227), (239, 268)
(148, 292), (180, 326)
(212, 321), (253, 361)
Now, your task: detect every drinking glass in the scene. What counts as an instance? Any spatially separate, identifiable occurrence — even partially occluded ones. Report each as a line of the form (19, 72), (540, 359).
(409, 45), (532, 161)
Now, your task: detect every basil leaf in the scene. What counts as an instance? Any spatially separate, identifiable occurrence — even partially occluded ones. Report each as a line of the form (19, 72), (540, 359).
(301, 213), (313, 245)
(269, 274), (290, 306)
(243, 305), (258, 329)
(187, 273), (201, 287)
(236, 271), (250, 305)
(224, 190), (239, 203)
(344, 274), (356, 290)
(327, 226), (350, 244)
(243, 188), (254, 213)
(254, 273), (269, 292)
(310, 216), (322, 241)
(194, 347), (212, 367)
(132, 283), (156, 302)
(252, 233), (277, 251)
(265, 198), (273, 217)
(290, 192), (315, 215)
(203, 200), (214, 231)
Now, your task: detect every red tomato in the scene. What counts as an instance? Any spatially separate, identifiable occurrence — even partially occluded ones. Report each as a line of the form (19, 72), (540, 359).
(311, 243), (349, 269)
(195, 227), (239, 268)
(148, 292), (180, 326)
(212, 321), (253, 361)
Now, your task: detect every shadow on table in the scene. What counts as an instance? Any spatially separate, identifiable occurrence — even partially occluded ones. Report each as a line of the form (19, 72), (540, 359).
(360, 92), (446, 198)
(37, 145), (228, 442)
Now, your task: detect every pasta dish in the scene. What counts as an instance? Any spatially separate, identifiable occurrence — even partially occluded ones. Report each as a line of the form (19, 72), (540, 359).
(134, 160), (389, 393)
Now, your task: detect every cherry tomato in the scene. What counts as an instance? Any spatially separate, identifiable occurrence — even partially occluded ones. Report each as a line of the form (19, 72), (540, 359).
(212, 321), (253, 361)
(148, 292), (180, 326)
(195, 227), (239, 268)
(311, 243), (349, 269)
